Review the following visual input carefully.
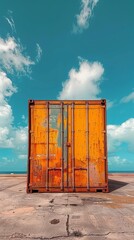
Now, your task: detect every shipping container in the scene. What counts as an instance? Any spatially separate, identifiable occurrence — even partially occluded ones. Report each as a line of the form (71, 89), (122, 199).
(27, 100), (108, 193)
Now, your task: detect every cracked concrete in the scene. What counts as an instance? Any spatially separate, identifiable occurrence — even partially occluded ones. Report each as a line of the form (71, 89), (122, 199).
(66, 215), (70, 237)
(0, 174), (134, 240)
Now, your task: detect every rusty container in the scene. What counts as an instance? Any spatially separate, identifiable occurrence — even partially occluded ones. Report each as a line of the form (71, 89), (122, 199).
(27, 99), (108, 193)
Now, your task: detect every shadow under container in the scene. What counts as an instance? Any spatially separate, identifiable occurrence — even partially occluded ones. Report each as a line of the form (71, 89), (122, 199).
(27, 99), (108, 193)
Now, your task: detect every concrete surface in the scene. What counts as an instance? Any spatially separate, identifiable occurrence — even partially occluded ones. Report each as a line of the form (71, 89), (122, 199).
(0, 174), (134, 240)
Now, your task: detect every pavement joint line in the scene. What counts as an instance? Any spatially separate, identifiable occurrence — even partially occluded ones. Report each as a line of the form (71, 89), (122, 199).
(3, 231), (134, 239)
(7, 233), (68, 239)
(66, 214), (70, 236)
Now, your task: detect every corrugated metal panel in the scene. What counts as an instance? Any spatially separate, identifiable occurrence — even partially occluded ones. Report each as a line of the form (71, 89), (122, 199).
(27, 100), (108, 193)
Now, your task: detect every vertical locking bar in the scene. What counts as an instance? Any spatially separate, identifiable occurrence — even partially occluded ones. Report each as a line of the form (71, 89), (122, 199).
(66, 104), (69, 188)
(86, 102), (90, 190)
(27, 100), (32, 193)
(72, 102), (75, 191)
(46, 101), (49, 191)
(61, 102), (64, 190)
(103, 100), (108, 190)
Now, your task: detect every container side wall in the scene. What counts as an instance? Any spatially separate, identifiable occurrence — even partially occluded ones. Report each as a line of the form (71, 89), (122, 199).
(29, 104), (48, 189)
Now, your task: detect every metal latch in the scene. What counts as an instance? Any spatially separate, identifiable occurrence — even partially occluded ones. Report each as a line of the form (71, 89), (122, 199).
(66, 142), (71, 147)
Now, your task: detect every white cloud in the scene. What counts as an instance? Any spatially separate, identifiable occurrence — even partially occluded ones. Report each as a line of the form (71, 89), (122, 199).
(0, 35), (31, 151)
(0, 37), (34, 74)
(0, 115), (27, 153)
(0, 37), (16, 51)
(14, 126), (28, 151)
(22, 115), (25, 120)
(0, 104), (13, 127)
(107, 100), (114, 109)
(21, 114), (27, 125)
(5, 10), (16, 33)
(0, 71), (27, 154)
(108, 156), (128, 166)
(58, 59), (104, 100)
(0, 157), (12, 167)
(108, 155), (134, 171)
(36, 43), (42, 63)
(73, 0), (99, 33)
(0, 71), (16, 148)
(5, 17), (16, 32)
(0, 127), (14, 148)
(121, 91), (134, 103)
(0, 71), (17, 103)
(0, 19), (41, 164)
(107, 118), (134, 153)
(18, 154), (27, 160)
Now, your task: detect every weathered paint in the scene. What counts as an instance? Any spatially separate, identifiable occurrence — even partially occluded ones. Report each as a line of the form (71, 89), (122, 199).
(27, 100), (108, 193)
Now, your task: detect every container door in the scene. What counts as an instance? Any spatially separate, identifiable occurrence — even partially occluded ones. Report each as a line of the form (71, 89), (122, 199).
(45, 103), (64, 190)
(88, 104), (107, 189)
(67, 102), (107, 191)
(29, 104), (48, 189)
(67, 103), (88, 191)
(29, 102), (64, 191)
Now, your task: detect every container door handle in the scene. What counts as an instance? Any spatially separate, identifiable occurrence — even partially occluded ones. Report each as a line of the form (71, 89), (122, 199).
(66, 142), (71, 147)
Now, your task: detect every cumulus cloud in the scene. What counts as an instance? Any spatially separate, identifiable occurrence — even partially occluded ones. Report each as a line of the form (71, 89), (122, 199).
(120, 91), (134, 103)
(0, 104), (13, 131)
(0, 71), (17, 103)
(107, 118), (134, 153)
(0, 17), (42, 165)
(0, 37), (34, 74)
(0, 127), (14, 148)
(36, 43), (42, 63)
(0, 71), (16, 148)
(0, 36), (32, 151)
(58, 59), (104, 100)
(14, 126), (28, 151)
(0, 71), (27, 163)
(0, 125), (27, 152)
(73, 0), (99, 33)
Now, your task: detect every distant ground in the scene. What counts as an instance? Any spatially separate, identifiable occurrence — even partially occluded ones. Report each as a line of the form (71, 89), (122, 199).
(0, 171), (134, 174)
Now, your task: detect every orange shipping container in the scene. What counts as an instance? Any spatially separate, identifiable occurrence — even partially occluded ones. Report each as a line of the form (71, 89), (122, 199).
(27, 100), (108, 193)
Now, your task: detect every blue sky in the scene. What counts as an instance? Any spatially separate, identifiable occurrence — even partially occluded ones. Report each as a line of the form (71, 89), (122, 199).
(0, 0), (134, 172)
